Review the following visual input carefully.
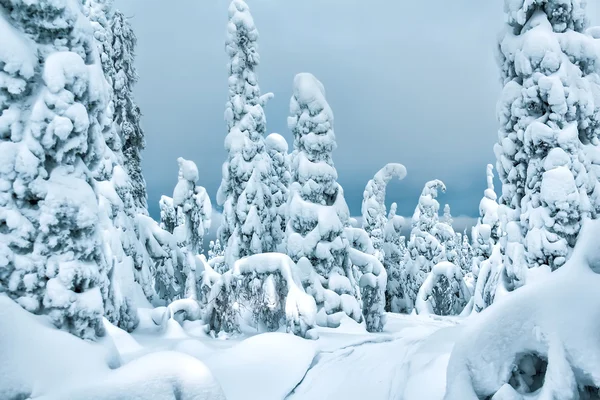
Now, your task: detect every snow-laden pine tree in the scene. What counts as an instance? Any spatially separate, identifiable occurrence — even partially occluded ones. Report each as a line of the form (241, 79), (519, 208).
(265, 133), (290, 252)
(361, 163), (407, 261)
(159, 196), (177, 234)
(470, 165), (504, 312)
(382, 203), (408, 313)
(436, 204), (458, 265)
(471, 165), (501, 278)
(0, 0), (119, 338)
(173, 158), (211, 257)
(217, 0), (275, 267)
(110, 11), (147, 213)
(495, 0), (600, 273)
(286, 73), (363, 327)
(403, 180), (446, 313)
(172, 158), (211, 299)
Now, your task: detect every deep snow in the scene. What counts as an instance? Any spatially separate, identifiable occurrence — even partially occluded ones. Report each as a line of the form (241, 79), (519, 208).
(1, 294), (459, 400)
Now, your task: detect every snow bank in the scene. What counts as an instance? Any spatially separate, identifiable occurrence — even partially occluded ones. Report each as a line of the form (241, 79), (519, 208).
(0, 295), (116, 399)
(445, 219), (600, 399)
(39, 351), (225, 400)
(204, 332), (316, 400)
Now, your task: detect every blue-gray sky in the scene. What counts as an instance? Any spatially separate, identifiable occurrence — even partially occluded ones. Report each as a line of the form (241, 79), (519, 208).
(115, 0), (599, 225)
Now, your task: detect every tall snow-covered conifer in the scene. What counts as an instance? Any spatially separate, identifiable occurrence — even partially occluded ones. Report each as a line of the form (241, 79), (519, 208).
(111, 10), (147, 213)
(382, 203), (407, 313)
(404, 180), (446, 312)
(361, 163), (407, 261)
(266, 133), (290, 252)
(0, 0), (119, 338)
(286, 73), (363, 326)
(495, 0), (600, 273)
(217, 0), (275, 267)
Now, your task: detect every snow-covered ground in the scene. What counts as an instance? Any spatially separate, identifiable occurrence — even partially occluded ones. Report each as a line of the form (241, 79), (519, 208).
(1, 294), (460, 400)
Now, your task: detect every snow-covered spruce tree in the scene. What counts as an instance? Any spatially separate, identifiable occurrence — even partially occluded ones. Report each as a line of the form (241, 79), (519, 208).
(470, 165), (504, 312)
(207, 239), (227, 274)
(172, 157), (211, 299)
(471, 165), (501, 278)
(344, 226), (387, 332)
(403, 180), (446, 313)
(0, 0), (124, 338)
(495, 0), (600, 274)
(361, 163), (407, 261)
(110, 10), (147, 214)
(436, 204), (458, 265)
(382, 203), (408, 313)
(159, 195), (177, 234)
(217, 0), (275, 268)
(266, 133), (290, 252)
(286, 73), (363, 327)
(173, 158), (211, 256)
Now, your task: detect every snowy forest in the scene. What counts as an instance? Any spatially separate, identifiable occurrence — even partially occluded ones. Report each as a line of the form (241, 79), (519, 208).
(1, 0), (600, 399)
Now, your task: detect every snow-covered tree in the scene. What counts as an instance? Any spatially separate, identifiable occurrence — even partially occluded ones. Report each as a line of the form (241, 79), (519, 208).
(207, 239), (227, 274)
(382, 203), (408, 313)
(0, 0), (124, 338)
(403, 180), (446, 312)
(457, 231), (473, 276)
(415, 262), (471, 316)
(286, 73), (362, 327)
(266, 133), (290, 252)
(361, 163), (407, 261)
(173, 158), (211, 256)
(470, 165), (505, 312)
(435, 204), (458, 265)
(471, 165), (501, 277)
(159, 196), (177, 234)
(495, 0), (600, 274)
(217, 0), (275, 268)
(111, 10), (147, 213)
(442, 204), (453, 226)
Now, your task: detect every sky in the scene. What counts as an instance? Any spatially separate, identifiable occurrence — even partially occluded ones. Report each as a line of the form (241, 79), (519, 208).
(114, 0), (600, 226)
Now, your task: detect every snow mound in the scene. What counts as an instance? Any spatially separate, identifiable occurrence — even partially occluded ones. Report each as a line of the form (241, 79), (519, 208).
(40, 351), (225, 400)
(204, 332), (316, 400)
(444, 219), (600, 399)
(0, 295), (116, 399)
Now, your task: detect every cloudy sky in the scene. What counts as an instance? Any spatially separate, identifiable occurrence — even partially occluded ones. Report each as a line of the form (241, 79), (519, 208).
(114, 0), (599, 225)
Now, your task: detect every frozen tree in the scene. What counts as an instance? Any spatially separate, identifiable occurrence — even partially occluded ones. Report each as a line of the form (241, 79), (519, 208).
(266, 133), (290, 252)
(171, 158), (211, 300)
(173, 158), (211, 256)
(404, 180), (446, 313)
(382, 203), (408, 313)
(458, 231), (473, 276)
(159, 196), (177, 234)
(470, 165), (505, 312)
(345, 227), (388, 332)
(435, 204), (458, 265)
(207, 239), (227, 274)
(471, 165), (501, 277)
(286, 73), (362, 327)
(110, 11), (147, 213)
(0, 0), (126, 338)
(442, 204), (453, 226)
(217, 0), (275, 268)
(495, 0), (600, 274)
(361, 163), (407, 261)
(415, 261), (471, 316)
